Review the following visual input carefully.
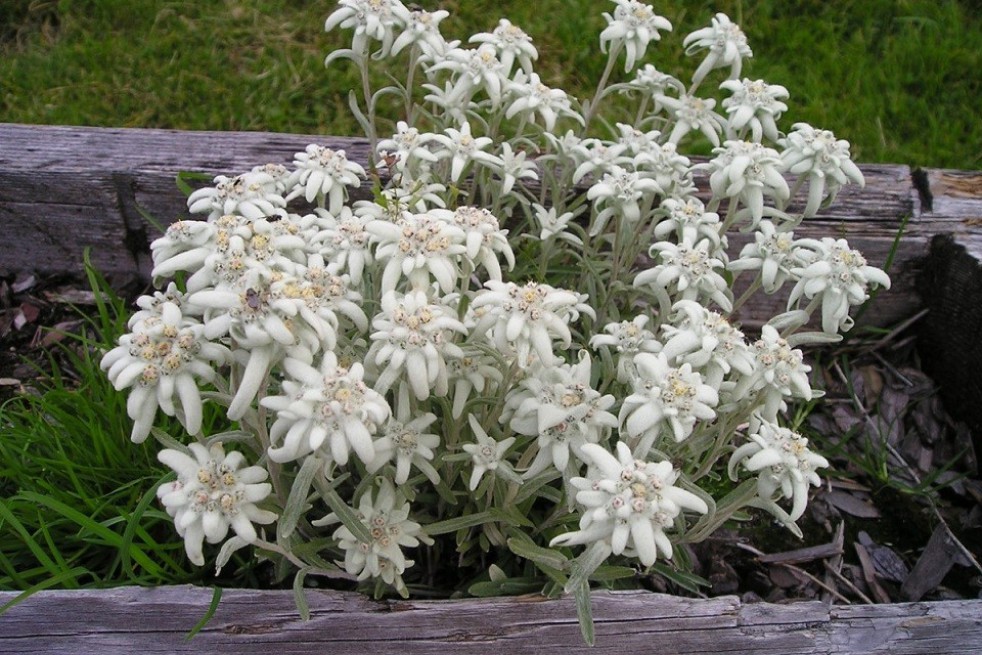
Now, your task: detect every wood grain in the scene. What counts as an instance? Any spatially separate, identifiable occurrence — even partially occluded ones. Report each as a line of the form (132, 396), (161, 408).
(1, 586), (979, 654)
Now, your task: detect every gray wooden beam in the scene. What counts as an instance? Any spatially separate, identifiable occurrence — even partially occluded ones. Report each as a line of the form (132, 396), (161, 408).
(1, 586), (979, 654)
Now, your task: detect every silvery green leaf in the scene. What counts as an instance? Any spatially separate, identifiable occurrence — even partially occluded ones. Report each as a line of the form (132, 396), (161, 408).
(787, 330), (843, 347)
(203, 430), (256, 448)
(767, 309), (809, 331)
(573, 579), (595, 647)
(347, 91), (375, 142)
(565, 541), (611, 594)
(214, 536), (249, 576)
(425, 510), (498, 536)
(325, 48), (359, 67)
(506, 536), (569, 571)
(313, 477), (373, 544)
(588, 565), (636, 582)
(293, 567), (311, 621)
(279, 455), (321, 541)
(149, 427), (187, 452)
(649, 562), (710, 594)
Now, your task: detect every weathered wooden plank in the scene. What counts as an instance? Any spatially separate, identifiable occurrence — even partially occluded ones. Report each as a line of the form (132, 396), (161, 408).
(0, 586), (979, 654)
(0, 121), (961, 329)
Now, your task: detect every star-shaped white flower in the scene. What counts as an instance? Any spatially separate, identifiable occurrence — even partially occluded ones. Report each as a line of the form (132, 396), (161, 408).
(287, 145), (365, 213)
(101, 298), (230, 442)
(368, 290), (466, 401)
(728, 420), (829, 525)
(550, 442), (708, 566)
(619, 352), (719, 457)
(600, 0), (673, 72)
(462, 415), (518, 492)
(683, 13), (752, 85)
(781, 123), (865, 218)
(788, 237), (890, 334)
(262, 352), (391, 466)
(156, 442), (276, 566)
(316, 479), (432, 597)
(470, 281), (595, 368)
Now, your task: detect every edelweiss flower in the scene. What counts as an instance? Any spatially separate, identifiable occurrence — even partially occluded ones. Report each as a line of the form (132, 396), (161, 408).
(462, 415), (518, 491)
(156, 214), (312, 293)
(728, 220), (803, 293)
(325, 0), (406, 58)
(390, 6), (450, 58)
(318, 479), (431, 596)
(600, 0), (673, 72)
(631, 141), (695, 198)
(614, 124), (661, 157)
(589, 315), (661, 383)
(156, 442), (276, 566)
(657, 94), (727, 147)
(728, 420), (829, 524)
(550, 442), (708, 566)
(447, 347), (505, 419)
(430, 121), (502, 183)
(262, 352), (390, 466)
(470, 280), (595, 368)
(368, 290), (466, 400)
(495, 142), (539, 197)
(189, 269), (330, 419)
(570, 138), (631, 185)
(101, 299), (230, 442)
(367, 210), (466, 294)
(781, 123), (865, 217)
(189, 271), (300, 348)
(683, 13), (752, 85)
(353, 182), (447, 222)
(788, 237), (890, 334)
(707, 140), (789, 225)
(287, 145), (365, 213)
(635, 235), (733, 313)
(628, 64), (685, 105)
(502, 353), (617, 478)
(376, 122), (440, 181)
(427, 44), (507, 107)
(150, 220), (216, 283)
(469, 18), (538, 76)
(187, 171), (287, 222)
(732, 325), (813, 420)
(251, 162), (293, 194)
(531, 203), (583, 246)
(659, 300), (754, 392)
(504, 72), (580, 133)
(275, 254), (369, 350)
(652, 197), (723, 249)
(450, 206), (515, 281)
(367, 411), (441, 484)
(720, 78), (789, 143)
(619, 352), (719, 456)
(586, 166), (662, 236)
(310, 206), (375, 286)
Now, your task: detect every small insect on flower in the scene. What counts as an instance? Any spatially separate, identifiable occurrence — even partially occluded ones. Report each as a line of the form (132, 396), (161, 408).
(245, 287), (262, 310)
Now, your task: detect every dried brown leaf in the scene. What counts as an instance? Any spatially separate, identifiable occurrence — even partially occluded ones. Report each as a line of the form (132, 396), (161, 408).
(825, 490), (881, 518)
(857, 532), (910, 584)
(854, 542), (893, 603)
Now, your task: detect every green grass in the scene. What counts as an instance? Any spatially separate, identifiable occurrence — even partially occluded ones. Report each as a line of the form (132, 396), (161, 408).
(1, 0), (979, 168)
(0, 263), (264, 598)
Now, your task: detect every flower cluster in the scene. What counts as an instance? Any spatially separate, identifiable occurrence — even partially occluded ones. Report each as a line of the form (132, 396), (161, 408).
(103, 0), (889, 622)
